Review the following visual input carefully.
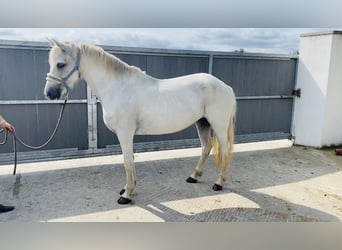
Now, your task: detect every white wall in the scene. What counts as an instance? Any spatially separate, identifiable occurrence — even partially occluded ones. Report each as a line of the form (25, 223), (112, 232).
(321, 34), (342, 145)
(293, 31), (342, 147)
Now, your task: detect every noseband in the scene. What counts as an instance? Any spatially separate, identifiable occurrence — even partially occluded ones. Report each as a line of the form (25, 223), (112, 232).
(46, 49), (81, 93)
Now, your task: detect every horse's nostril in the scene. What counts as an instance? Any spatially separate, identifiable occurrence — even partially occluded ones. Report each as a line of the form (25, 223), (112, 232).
(47, 89), (54, 99)
(46, 88), (60, 100)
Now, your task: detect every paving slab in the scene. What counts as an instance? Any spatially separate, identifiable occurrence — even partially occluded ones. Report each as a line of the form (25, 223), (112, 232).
(0, 140), (341, 222)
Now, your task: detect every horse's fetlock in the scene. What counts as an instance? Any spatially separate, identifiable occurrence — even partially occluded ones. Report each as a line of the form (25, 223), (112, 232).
(195, 170), (203, 177)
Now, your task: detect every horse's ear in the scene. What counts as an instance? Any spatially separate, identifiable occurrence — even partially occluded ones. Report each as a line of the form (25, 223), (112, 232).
(47, 38), (67, 52)
(46, 38), (55, 47)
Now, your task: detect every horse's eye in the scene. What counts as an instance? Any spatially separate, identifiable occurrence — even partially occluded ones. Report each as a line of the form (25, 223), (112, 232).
(57, 63), (66, 69)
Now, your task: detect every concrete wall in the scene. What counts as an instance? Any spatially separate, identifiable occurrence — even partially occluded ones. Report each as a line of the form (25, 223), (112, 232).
(294, 31), (342, 147)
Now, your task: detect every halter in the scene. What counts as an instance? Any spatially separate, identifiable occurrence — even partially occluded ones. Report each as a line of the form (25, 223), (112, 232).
(46, 48), (81, 93)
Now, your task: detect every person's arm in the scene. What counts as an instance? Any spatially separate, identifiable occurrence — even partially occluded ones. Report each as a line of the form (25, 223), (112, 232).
(0, 115), (15, 133)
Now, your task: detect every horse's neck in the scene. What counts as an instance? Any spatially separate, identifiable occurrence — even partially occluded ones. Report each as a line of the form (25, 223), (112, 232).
(79, 61), (103, 102)
(79, 53), (149, 105)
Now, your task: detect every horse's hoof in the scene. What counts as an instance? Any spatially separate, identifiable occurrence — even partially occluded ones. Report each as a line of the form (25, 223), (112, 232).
(186, 177), (197, 183)
(119, 189), (125, 195)
(117, 196), (132, 205)
(212, 184), (223, 191)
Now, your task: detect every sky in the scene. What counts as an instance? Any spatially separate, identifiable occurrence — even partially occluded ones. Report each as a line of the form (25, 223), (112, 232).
(0, 28), (338, 54)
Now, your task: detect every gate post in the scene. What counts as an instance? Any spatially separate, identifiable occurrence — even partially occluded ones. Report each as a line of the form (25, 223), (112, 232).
(208, 54), (214, 74)
(293, 31), (342, 147)
(87, 86), (98, 153)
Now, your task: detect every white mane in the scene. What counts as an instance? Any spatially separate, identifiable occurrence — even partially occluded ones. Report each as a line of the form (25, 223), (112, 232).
(78, 43), (143, 75)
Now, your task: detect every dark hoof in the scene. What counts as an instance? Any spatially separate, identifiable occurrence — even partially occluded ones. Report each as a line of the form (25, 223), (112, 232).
(186, 177), (197, 183)
(119, 189), (125, 195)
(117, 196), (132, 205)
(212, 184), (223, 191)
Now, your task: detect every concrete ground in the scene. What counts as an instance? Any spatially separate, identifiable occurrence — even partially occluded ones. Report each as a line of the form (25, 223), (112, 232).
(0, 140), (341, 222)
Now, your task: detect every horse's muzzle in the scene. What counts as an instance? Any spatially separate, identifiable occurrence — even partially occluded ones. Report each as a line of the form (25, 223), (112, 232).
(45, 85), (61, 100)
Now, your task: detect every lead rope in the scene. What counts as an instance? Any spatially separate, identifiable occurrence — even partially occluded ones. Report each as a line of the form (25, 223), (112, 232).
(0, 128), (9, 145)
(0, 97), (68, 175)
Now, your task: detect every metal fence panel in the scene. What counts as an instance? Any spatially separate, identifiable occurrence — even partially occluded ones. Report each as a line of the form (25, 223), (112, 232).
(0, 40), (297, 161)
(212, 57), (296, 96)
(146, 55), (209, 78)
(235, 99), (293, 135)
(0, 44), (88, 155)
(212, 56), (297, 138)
(0, 103), (88, 153)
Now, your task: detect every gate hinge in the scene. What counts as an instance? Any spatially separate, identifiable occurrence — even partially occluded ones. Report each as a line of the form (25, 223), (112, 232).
(292, 88), (301, 98)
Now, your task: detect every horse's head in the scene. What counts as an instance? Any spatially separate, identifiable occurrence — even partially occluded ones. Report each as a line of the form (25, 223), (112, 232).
(44, 39), (81, 100)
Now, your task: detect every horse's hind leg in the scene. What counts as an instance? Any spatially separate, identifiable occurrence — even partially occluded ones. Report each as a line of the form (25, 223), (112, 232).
(187, 118), (212, 184)
(211, 119), (234, 191)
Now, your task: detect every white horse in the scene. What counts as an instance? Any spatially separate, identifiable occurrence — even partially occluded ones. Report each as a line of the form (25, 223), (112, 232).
(44, 40), (237, 205)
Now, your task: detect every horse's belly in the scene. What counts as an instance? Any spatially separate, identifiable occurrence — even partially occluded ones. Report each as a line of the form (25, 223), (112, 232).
(135, 111), (200, 135)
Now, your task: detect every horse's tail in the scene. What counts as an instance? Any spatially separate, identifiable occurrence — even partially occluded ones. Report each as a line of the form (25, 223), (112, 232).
(212, 102), (236, 171)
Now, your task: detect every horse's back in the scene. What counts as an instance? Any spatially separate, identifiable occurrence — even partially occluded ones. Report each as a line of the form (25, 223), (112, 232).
(160, 72), (233, 96)
(156, 72), (235, 117)
(135, 73), (234, 134)
(179, 73), (235, 106)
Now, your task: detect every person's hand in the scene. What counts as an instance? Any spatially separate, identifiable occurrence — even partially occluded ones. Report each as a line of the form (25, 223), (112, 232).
(1, 121), (15, 133)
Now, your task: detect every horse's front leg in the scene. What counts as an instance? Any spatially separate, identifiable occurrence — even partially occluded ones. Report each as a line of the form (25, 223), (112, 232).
(117, 132), (136, 205)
